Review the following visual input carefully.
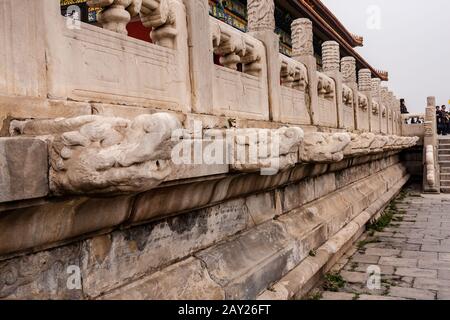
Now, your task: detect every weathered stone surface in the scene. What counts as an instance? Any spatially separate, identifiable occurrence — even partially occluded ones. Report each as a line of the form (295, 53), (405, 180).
(414, 277), (450, 292)
(0, 137), (48, 202)
(314, 173), (336, 199)
(196, 221), (296, 300)
(379, 257), (417, 268)
(282, 177), (315, 213)
(308, 187), (450, 301)
(358, 294), (405, 300)
(418, 259), (450, 270)
(310, 192), (353, 237)
(245, 191), (278, 225)
(437, 290), (450, 300)
(437, 270), (450, 280)
(389, 286), (435, 300)
(351, 263), (395, 275)
(0, 195), (132, 257)
(230, 127), (304, 173)
(252, 172), (410, 300)
(131, 178), (222, 223)
(299, 132), (351, 163)
(87, 0), (141, 35)
(131, 169), (292, 224)
(365, 248), (400, 257)
(343, 133), (375, 157)
(401, 250), (438, 260)
(100, 258), (225, 300)
(11, 113), (182, 195)
(395, 268), (437, 279)
(341, 271), (367, 283)
(82, 199), (252, 298)
(439, 253), (450, 261)
(0, 244), (83, 299)
(351, 254), (380, 264)
(278, 208), (328, 261)
(321, 291), (354, 300)
(335, 162), (370, 189)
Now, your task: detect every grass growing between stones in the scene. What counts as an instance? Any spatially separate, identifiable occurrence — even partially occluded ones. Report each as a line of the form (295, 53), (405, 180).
(367, 201), (399, 232)
(306, 290), (323, 300)
(357, 237), (380, 249)
(323, 272), (346, 292)
(349, 262), (358, 272)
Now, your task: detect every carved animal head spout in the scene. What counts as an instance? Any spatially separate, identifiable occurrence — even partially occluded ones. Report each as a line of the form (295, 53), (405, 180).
(342, 85), (353, 106)
(11, 113), (182, 195)
(343, 133), (376, 157)
(358, 93), (368, 111)
(369, 135), (389, 152)
(231, 126), (304, 174)
(299, 132), (351, 163)
(372, 101), (379, 115)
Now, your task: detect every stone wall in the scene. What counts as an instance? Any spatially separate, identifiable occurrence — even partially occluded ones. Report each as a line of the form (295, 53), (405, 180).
(0, 0), (421, 300)
(0, 153), (409, 299)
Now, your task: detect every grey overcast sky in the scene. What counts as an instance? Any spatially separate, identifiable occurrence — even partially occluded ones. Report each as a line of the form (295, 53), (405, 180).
(322, 0), (450, 113)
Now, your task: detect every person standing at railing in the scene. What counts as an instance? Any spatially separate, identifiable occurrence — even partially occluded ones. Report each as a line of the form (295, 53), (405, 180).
(442, 105), (449, 135)
(437, 105), (444, 135)
(400, 99), (409, 114)
(437, 105), (449, 135)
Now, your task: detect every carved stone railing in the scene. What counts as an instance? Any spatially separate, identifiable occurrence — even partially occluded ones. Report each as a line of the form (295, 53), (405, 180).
(402, 113), (426, 140)
(316, 72), (338, 127)
(0, 0), (409, 137)
(87, 0), (142, 35)
(425, 144), (436, 188)
(342, 84), (355, 129)
(278, 54), (310, 124)
(210, 17), (269, 120)
(9, 113), (419, 197)
(423, 97), (440, 193)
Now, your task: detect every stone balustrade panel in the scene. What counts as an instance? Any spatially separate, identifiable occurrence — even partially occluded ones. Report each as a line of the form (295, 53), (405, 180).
(380, 105), (388, 133)
(370, 100), (381, 133)
(357, 93), (370, 131)
(315, 72), (338, 127)
(0, 1), (409, 134)
(210, 17), (269, 120)
(278, 54), (311, 124)
(44, 0), (192, 113)
(342, 84), (355, 130)
(402, 113), (425, 141)
(0, 0), (47, 98)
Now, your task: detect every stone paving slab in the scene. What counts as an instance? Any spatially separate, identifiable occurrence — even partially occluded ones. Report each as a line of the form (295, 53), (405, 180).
(389, 286), (435, 300)
(321, 292), (355, 300)
(313, 185), (450, 300)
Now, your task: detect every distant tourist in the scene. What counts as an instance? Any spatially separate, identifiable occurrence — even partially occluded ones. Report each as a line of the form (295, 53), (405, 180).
(438, 105), (449, 135)
(442, 105), (449, 135)
(437, 106), (443, 134)
(400, 99), (409, 114)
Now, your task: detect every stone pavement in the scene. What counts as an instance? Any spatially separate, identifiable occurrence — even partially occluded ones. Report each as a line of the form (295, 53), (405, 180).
(310, 184), (450, 300)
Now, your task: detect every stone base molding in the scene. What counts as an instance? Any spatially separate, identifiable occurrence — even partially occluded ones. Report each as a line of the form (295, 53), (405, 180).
(0, 154), (409, 299)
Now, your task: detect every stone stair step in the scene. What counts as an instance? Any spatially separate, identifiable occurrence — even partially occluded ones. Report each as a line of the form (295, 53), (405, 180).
(441, 166), (450, 173)
(438, 144), (450, 151)
(441, 173), (450, 180)
(441, 187), (450, 194)
(439, 138), (450, 143)
(439, 150), (450, 155)
(439, 161), (450, 168)
(441, 180), (450, 187)
(439, 155), (450, 162)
